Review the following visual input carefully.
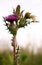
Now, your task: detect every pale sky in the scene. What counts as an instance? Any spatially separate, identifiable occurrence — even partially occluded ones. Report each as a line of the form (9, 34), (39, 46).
(0, 0), (42, 53)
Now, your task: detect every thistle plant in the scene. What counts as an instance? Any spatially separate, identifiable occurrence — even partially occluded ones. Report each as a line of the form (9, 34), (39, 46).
(3, 5), (37, 65)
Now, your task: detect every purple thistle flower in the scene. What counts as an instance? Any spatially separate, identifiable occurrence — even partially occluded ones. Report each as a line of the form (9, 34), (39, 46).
(3, 14), (18, 22)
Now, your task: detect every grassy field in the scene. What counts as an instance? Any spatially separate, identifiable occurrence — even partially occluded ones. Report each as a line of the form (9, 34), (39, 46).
(0, 48), (42, 65)
(18, 48), (42, 65)
(0, 51), (13, 65)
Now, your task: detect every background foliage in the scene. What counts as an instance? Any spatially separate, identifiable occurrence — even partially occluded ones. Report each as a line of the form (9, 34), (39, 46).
(0, 48), (42, 65)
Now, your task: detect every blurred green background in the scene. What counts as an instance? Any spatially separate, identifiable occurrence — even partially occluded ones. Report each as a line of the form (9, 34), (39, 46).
(0, 48), (42, 65)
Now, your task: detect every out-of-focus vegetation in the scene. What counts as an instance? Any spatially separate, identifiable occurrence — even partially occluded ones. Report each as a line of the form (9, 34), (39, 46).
(0, 51), (13, 65)
(0, 48), (42, 65)
(18, 48), (42, 65)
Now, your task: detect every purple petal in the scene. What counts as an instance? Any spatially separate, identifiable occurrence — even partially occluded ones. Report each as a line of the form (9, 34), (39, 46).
(4, 14), (18, 22)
